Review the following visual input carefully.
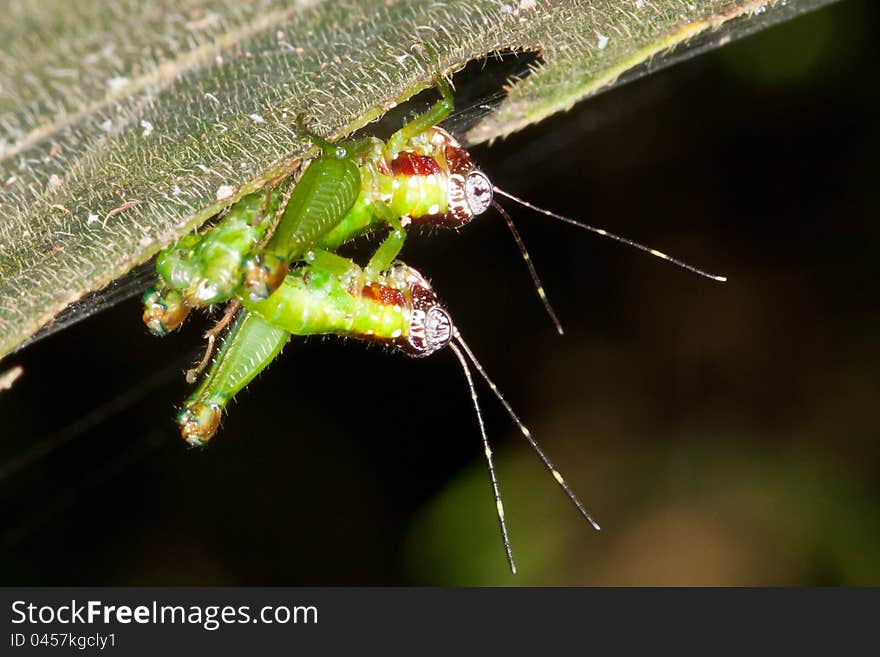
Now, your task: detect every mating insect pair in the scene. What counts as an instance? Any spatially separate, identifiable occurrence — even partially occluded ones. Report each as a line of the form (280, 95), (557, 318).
(143, 79), (723, 338)
(143, 78), (725, 572)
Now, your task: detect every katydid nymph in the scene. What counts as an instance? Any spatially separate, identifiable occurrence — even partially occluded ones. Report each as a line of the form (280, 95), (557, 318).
(180, 259), (599, 574)
(143, 79), (725, 339)
(141, 77), (726, 572)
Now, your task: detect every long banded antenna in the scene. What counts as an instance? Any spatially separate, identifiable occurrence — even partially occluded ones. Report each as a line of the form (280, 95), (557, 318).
(492, 200), (564, 336)
(493, 187), (727, 283)
(453, 331), (602, 533)
(449, 341), (517, 574)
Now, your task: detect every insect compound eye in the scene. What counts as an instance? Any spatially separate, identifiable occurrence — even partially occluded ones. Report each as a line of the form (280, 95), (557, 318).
(424, 306), (453, 354)
(465, 170), (493, 216)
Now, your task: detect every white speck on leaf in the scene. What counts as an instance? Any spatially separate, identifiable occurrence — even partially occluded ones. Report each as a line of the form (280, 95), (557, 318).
(140, 120), (154, 137)
(216, 185), (235, 200)
(107, 76), (129, 92)
(186, 13), (220, 31)
(597, 34), (609, 49)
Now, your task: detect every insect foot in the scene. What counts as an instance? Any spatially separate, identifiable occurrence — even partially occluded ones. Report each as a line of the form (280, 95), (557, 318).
(142, 287), (189, 335)
(178, 401), (222, 446)
(243, 253), (288, 301)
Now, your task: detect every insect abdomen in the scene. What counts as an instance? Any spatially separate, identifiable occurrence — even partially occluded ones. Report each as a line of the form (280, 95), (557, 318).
(385, 152), (448, 221)
(242, 266), (410, 341)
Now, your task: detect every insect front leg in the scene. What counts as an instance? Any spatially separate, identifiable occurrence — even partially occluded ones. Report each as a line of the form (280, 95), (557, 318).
(385, 78), (454, 159)
(365, 209), (407, 280)
(296, 113), (378, 161)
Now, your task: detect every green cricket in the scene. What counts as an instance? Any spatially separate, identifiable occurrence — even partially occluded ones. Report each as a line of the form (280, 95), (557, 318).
(141, 78), (725, 572)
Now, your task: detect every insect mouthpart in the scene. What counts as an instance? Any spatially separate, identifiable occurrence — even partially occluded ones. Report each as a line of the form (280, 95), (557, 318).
(425, 306), (453, 351)
(394, 267), (452, 357)
(465, 170), (493, 216)
(400, 303), (453, 358)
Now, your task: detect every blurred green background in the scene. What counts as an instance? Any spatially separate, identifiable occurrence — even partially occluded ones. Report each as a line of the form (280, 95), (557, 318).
(1, 0), (878, 585)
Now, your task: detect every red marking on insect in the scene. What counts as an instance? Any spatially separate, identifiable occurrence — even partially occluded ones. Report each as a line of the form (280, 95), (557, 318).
(391, 152), (442, 178)
(362, 282), (406, 308)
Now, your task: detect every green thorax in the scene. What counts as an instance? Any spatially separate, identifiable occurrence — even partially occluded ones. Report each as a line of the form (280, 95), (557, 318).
(318, 140), (451, 251)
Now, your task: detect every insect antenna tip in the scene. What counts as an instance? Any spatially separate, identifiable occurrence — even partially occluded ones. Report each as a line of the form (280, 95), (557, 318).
(453, 334), (602, 535)
(493, 186), (727, 284)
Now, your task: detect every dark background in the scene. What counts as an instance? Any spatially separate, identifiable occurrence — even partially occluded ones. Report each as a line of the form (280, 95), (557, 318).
(2, 0), (878, 585)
